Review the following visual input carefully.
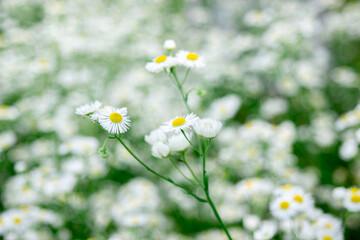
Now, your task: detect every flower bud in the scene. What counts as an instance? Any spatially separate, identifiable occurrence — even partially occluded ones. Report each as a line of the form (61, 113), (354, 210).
(163, 39), (176, 50)
(151, 142), (170, 159)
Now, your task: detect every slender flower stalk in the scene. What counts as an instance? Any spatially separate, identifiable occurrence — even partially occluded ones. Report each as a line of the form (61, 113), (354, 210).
(114, 134), (206, 203)
(166, 65), (233, 240)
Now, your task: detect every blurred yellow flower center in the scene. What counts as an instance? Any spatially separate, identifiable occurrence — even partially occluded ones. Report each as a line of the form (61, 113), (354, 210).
(325, 223), (332, 228)
(323, 236), (332, 240)
(186, 52), (198, 61)
(351, 195), (360, 203)
(282, 184), (293, 190)
(110, 113), (123, 123)
(0, 105), (8, 110)
(280, 201), (290, 210)
(172, 117), (186, 127)
(155, 55), (167, 63)
(294, 195), (303, 203)
(350, 187), (359, 193)
(14, 218), (21, 224)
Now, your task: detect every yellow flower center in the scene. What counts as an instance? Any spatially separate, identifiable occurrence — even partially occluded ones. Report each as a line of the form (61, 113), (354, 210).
(186, 52), (198, 61)
(245, 181), (253, 189)
(323, 236), (333, 240)
(351, 195), (360, 203)
(282, 184), (293, 190)
(294, 195), (303, 203)
(14, 217), (21, 224)
(0, 105), (8, 110)
(280, 201), (290, 210)
(172, 117), (186, 127)
(155, 55), (167, 63)
(245, 122), (253, 128)
(325, 223), (332, 229)
(21, 206), (29, 211)
(109, 113), (123, 123)
(350, 187), (359, 193)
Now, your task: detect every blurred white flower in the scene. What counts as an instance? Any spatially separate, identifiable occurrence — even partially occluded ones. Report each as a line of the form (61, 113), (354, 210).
(176, 50), (205, 68)
(75, 101), (102, 117)
(206, 95), (241, 121)
(163, 40), (176, 50)
(254, 221), (277, 240)
(145, 55), (177, 73)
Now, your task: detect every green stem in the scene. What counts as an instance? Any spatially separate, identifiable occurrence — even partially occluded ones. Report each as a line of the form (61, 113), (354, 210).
(201, 139), (232, 240)
(170, 68), (192, 113)
(181, 129), (202, 156)
(114, 135), (206, 203)
(168, 157), (197, 186)
(182, 68), (191, 84)
(182, 152), (204, 189)
(204, 190), (233, 240)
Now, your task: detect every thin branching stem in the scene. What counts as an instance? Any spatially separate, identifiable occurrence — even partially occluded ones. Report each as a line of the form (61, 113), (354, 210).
(114, 135), (206, 203)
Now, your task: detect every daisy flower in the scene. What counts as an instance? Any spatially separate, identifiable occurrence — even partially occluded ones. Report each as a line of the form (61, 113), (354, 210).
(176, 50), (205, 68)
(289, 188), (314, 211)
(145, 55), (177, 73)
(96, 106), (131, 134)
(168, 133), (191, 152)
(75, 101), (102, 117)
(270, 195), (298, 219)
(343, 187), (360, 211)
(193, 118), (222, 138)
(161, 113), (198, 133)
(151, 142), (170, 159)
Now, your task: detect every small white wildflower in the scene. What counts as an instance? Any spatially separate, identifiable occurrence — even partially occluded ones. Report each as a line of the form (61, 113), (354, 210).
(193, 118), (222, 138)
(151, 142), (170, 159)
(97, 106), (131, 134)
(161, 113), (198, 134)
(145, 55), (177, 73)
(176, 50), (205, 68)
(75, 101), (102, 117)
(168, 133), (191, 152)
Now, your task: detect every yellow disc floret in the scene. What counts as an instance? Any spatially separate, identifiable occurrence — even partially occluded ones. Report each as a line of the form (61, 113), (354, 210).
(350, 187), (359, 194)
(172, 117), (186, 127)
(294, 195), (303, 203)
(109, 112), (123, 123)
(13, 217), (21, 224)
(155, 55), (167, 63)
(280, 201), (290, 210)
(351, 195), (360, 203)
(282, 184), (293, 190)
(186, 52), (198, 61)
(323, 236), (333, 240)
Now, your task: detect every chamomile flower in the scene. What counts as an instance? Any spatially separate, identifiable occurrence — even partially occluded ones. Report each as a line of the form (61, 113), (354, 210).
(96, 106), (131, 134)
(343, 187), (360, 211)
(254, 221), (277, 240)
(270, 195), (298, 219)
(151, 142), (170, 159)
(161, 113), (198, 134)
(75, 101), (102, 117)
(176, 50), (205, 68)
(145, 128), (167, 145)
(289, 188), (314, 210)
(193, 118), (222, 138)
(145, 55), (177, 73)
(168, 133), (191, 152)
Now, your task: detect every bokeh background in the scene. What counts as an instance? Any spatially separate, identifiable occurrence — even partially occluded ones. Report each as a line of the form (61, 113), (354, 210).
(1, 0), (360, 239)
